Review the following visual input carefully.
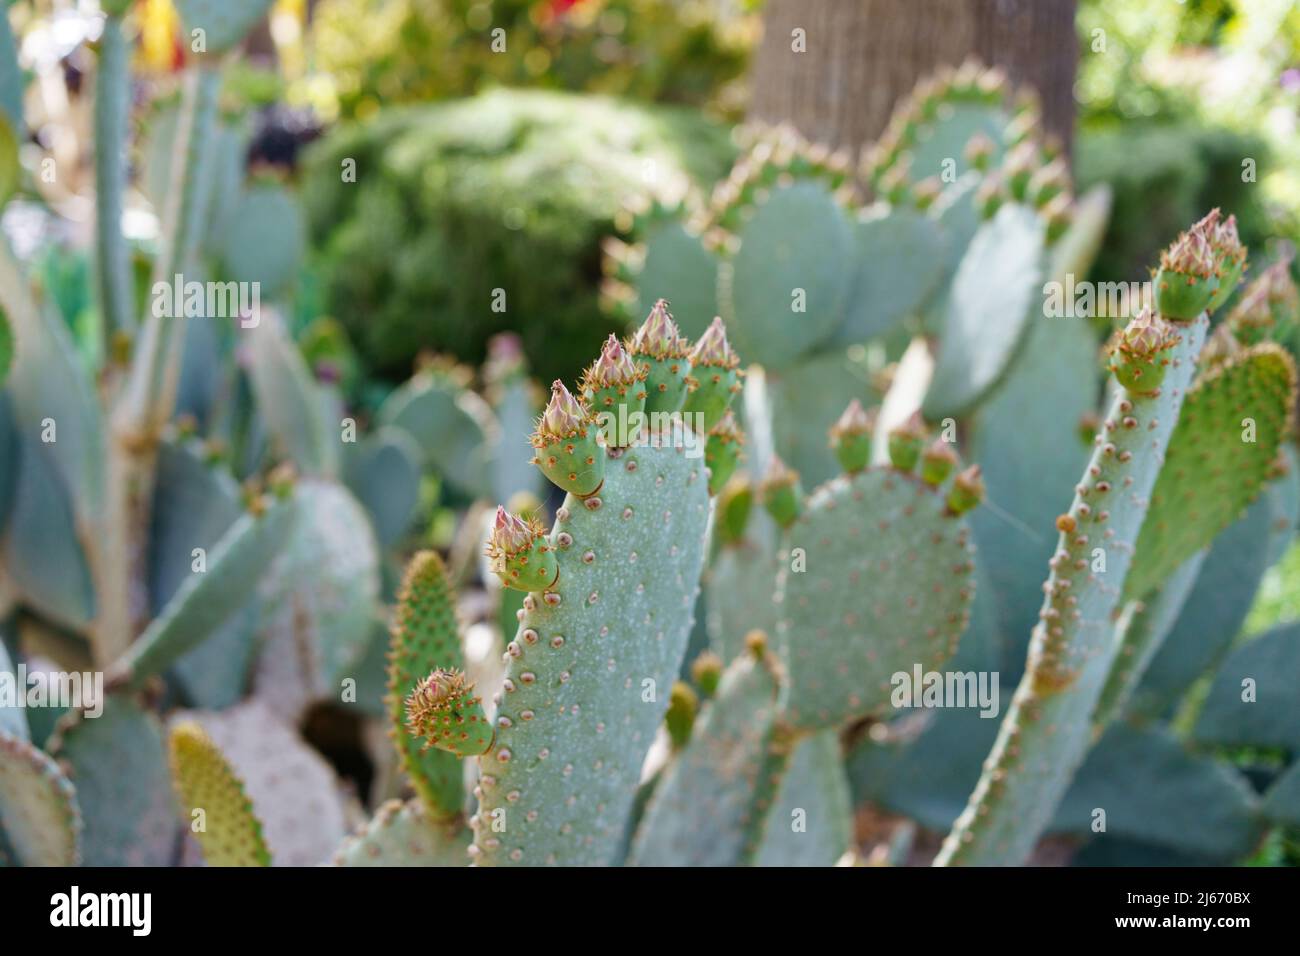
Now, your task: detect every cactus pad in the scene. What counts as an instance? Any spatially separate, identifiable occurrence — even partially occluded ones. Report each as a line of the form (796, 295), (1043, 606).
(0, 732), (81, 866)
(631, 221), (719, 339)
(629, 642), (784, 866)
(754, 729), (853, 867)
(1124, 344), (1297, 601)
(49, 697), (176, 866)
(721, 182), (853, 369)
(923, 203), (1047, 417)
(387, 552), (469, 817)
(333, 799), (470, 867)
(777, 467), (977, 730)
(471, 441), (711, 865)
(168, 722), (271, 867)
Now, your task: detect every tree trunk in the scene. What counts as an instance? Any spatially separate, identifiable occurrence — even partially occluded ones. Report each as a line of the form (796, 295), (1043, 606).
(748, 0), (1078, 160)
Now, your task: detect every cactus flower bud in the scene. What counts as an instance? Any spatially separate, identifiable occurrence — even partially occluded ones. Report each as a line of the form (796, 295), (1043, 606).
(760, 455), (802, 528)
(1110, 309), (1180, 396)
(888, 412), (927, 473)
(920, 439), (958, 486)
(704, 411), (745, 496)
(975, 175), (1004, 220)
(1002, 142), (1038, 202)
(485, 506), (558, 592)
(682, 317), (742, 433)
(629, 300), (693, 415)
(963, 132), (995, 172)
(829, 399), (875, 474)
(405, 668), (493, 758)
(1042, 192), (1073, 245)
(946, 465), (985, 515)
(1029, 157), (1069, 208)
(582, 334), (647, 448)
(531, 380), (606, 497)
(665, 681), (698, 751)
(1207, 213), (1248, 312)
(715, 475), (753, 545)
(1155, 210), (1222, 320)
(691, 651), (724, 698)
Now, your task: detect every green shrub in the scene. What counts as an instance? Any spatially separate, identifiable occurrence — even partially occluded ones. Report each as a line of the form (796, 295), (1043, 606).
(306, 0), (753, 121)
(1077, 123), (1272, 282)
(302, 88), (736, 382)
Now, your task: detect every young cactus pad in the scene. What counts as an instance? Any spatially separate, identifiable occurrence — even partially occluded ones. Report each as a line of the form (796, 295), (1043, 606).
(167, 722), (271, 867)
(938, 309), (1211, 866)
(777, 460), (978, 730)
(0, 732), (82, 866)
(470, 439), (713, 865)
(386, 551), (471, 816)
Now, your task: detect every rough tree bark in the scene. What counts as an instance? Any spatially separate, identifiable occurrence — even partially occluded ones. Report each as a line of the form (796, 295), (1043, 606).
(749, 0), (1078, 159)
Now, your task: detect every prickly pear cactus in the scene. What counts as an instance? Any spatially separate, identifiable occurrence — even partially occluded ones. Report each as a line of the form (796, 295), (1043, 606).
(168, 722), (271, 867)
(938, 213), (1249, 866)
(0, 732), (82, 866)
(630, 635), (785, 866)
(777, 433), (980, 731)
(460, 310), (730, 866)
(333, 799), (471, 867)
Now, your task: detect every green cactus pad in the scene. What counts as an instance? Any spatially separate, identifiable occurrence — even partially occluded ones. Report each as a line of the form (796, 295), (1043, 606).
(112, 493), (297, 688)
(148, 441), (255, 709)
(1046, 185), (1112, 283)
(168, 722), (271, 867)
(966, 314), (1099, 672)
(0, 246), (106, 526)
(831, 207), (945, 346)
(344, 427), (422, 549)
(754, 730), (853, 867)
(1051, 723), (1261, 862)
(471, 442), (711, 866)
(923, 203), (1047, 418)
(1192, 622), (1300, 752)
(246, 312), (338, 477)
(1129, 494), (1276, 718)
(387, 552), (467, 819)
(176, 702), (349, 866)
(175, 0), (277, 56)
(631, 221), (719, 340)
(768, 349), (880, 487)
(333, 799), (471, 867)
(720, 182), (853, 369)
(490, 377), (544, 505)
(2, 437), (96, 631)
(900, 102), (1009, 184)
(1154, 266), (1218, 321)
(705, 540), (781, 664)
(918, 173), (983, 335)
(48, 697), (176, 866)
(777, 468), (977, 730)
(252, 480), (380, 721)
(1124, 344), (1296, 602)
(0, 732), (81, 866)
(938, 316), (1209, 866)
(379, 371), (493, 494)
(217, 184), (305, 300)
(629, 645), (784, 866)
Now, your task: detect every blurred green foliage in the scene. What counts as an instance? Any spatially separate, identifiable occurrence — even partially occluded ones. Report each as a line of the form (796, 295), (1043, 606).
(1076, 123), (1271, 282)
(1077, 0), (1300, 279)
(305, 0), (755, 122)
(301, 88), (736, 383)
